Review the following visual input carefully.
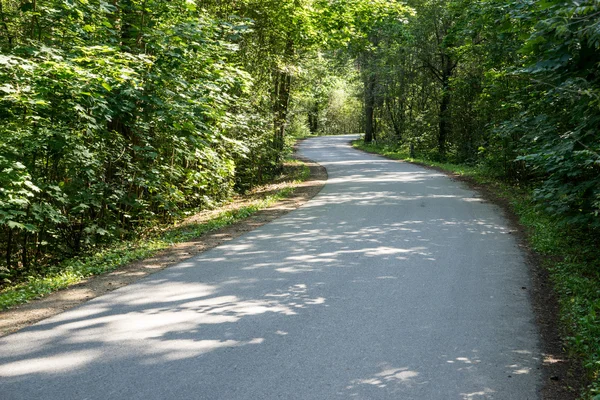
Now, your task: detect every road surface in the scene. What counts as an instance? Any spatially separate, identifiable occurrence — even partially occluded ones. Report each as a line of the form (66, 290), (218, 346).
(0, 135), (541, 399)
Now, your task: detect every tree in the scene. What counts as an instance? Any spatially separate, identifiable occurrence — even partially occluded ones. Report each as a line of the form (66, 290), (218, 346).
(317, 0), (413, 143)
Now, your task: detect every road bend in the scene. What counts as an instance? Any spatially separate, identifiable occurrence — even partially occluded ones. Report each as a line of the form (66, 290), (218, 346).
(0, 135), (540, 399)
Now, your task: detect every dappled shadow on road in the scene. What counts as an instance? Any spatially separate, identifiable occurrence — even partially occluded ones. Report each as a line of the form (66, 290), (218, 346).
(343, 348), (539, 399)
(0, 136), (540, 399)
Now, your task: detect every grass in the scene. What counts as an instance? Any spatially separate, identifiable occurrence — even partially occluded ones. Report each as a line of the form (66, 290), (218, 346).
(353, 139), (600, 399)
(0, 161), (310, 311)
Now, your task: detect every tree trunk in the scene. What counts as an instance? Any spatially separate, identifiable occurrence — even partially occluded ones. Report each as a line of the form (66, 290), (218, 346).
(272, 40), (294, 152)
(438, 83), (450, 156)
(6, 228), (12, 270)
(272, 69), (292, 151)
(21, 233), (28, 271)
(438, 59), (453, 157)
(119, 0), (136, 50)
(386, 98), (402, 141)
(308, 103), (319, 134)
(30, 0), (37, 39)
(0, 1), (13, 47)
(364, 73), (376, 143)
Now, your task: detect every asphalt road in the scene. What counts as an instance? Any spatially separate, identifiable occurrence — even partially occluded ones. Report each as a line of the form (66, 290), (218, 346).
(0, 135), (541, 399)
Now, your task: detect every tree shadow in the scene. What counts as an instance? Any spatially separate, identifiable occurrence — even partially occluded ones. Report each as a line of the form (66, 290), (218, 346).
(0, 135), (540, 399)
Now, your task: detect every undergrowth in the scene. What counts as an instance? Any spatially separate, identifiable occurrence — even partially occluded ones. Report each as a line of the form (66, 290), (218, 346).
(0, 161), (309, 310)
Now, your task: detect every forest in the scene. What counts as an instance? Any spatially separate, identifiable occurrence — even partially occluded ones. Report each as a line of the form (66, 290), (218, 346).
(0, 0), (599, 395)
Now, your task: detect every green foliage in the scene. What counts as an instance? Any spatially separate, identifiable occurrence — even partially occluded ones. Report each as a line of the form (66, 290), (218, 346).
(0, 175), (303, 310)
(0, 0), (367, 286)
(0, 0), (293, 283)
(343, 0), (599, 229)
(290, 55), (362, 136)
(352, 140), (483, 178)
(2, 0), (600, 395)
(504, 0), (600, 229)
(351, 1), (600, 389)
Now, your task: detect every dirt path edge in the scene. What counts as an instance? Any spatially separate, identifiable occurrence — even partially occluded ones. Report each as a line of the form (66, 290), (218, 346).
(0, 148), (327, 338)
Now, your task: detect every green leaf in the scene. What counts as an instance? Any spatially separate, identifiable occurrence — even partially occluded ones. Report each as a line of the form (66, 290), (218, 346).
(185, 0), (197, 11)
(7, 221), (25, 230)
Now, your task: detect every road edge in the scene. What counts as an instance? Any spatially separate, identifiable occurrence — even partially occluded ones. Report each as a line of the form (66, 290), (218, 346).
(0, 141), (328, 337)
(352, 141), (584, 400)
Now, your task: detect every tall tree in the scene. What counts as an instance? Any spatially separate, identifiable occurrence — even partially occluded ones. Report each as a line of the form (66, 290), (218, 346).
(318, 0), (412, 143)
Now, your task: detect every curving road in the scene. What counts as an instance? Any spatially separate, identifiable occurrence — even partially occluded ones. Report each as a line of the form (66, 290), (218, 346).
(0, 135), (541, 399)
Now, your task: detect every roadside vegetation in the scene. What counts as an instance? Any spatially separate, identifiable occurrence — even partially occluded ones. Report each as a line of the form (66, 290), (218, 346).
(1, 0), (599, 397)
(0, 1), (362, 296)
(0, 158), (309, 310)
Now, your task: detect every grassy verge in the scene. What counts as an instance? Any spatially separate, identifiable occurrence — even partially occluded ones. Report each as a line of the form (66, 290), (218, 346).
(353, 140), (600, 399)
(0, 160), (310, 310)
